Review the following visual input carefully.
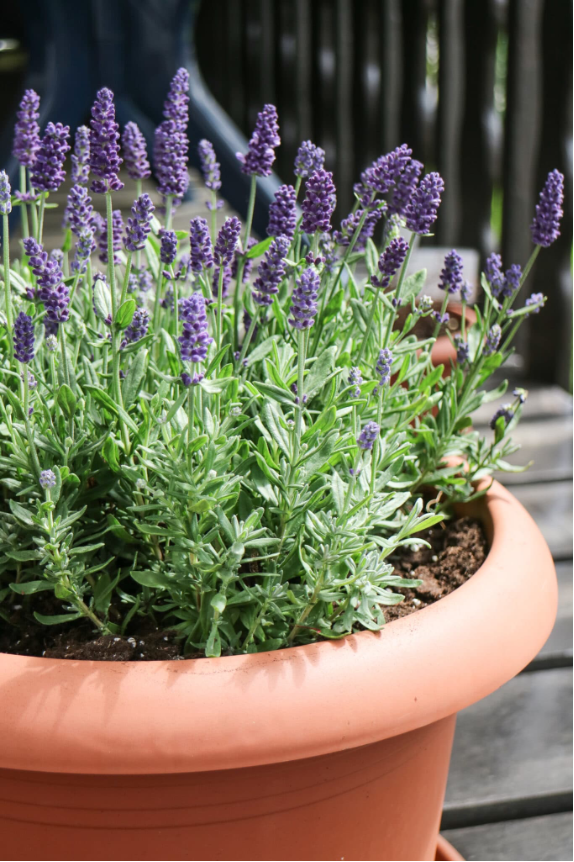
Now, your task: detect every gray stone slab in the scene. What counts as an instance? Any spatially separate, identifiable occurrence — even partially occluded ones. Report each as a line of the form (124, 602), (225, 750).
(494, 417), (573, 485)
(443, 668), (572, 828)
(443, 812), (573, 861)
(511, 482), (573, 561)
(529, 562), (573, 670)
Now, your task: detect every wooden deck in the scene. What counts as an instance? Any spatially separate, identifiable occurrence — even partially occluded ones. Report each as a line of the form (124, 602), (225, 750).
(38, 178), (573, 862)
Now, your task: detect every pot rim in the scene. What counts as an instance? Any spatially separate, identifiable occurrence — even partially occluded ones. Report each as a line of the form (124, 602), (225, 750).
(0, 480), (557, 775)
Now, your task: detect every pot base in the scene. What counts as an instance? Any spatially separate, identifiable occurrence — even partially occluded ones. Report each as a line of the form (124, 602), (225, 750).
(436, 833), (465, 861)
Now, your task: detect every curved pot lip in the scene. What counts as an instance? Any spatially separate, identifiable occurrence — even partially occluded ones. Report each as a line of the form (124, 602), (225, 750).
(0, 480), (557, 776)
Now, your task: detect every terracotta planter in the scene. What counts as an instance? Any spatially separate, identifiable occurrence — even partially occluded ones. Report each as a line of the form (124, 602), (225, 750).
(0, 481), (556, 861)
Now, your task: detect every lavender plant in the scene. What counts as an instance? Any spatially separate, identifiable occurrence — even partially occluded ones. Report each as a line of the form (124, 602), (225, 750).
(0, 73), (563, 657)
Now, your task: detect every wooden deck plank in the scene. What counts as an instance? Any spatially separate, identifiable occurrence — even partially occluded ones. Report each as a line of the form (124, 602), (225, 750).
(442, 812), (573, 861)
(511, 481), (573, 561)
(442, 668), (572, 829)
(527, 561), (573, 671)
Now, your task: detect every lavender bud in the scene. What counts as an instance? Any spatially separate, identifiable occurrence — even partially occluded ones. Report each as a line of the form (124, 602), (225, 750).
(348, 367), (363, 398)
(289, 267), (320, 330)
(530, 169), (564, 247)
(388, 158), (423, 217)
(65, 185), (93, 236)
(319, 234), (338, 273)
(13, 312), (35, 363)
(454, 335), (470, 364)
(181, 371), (204, 386)
(483, 324), (501, 356)
(485, 253), (505, 298)
(502, 264), (522, 298)
(524, 292), (546, 314)
(373, 237), (409, 288)
(70, 126), (90, 186)
(253, 236), (290, 307)
(198, 139), (221, 191)
(179, 292), (213, 362)
(237, 104), (280, 177)
(417, 295), (434, 315)
(460, 281), (472, 303)
(335, 208), (383, 252)
(124, 193), (155, 252)
(294, 140), (325, 178)
(163, 68), (190, 130)
(438, 250), (464, 294)
(154, 120), (189, 202)
(189, 216), (213, 271)
(122, 308), (149, 347)
(365, 144), (412, 197)
(490, 404), (514, 431)
(358, 421), (380, 451)
(214, 216), (241, 267)
(231, 238), (257, 283)
(45, 334), (58, 353)
(12, 89), (41, 168)
(89, 88), (123, 194)
(301, 169), (336, 234)
(122, 122), (151, 181)
(375, 348), (393, 385)
(39, 469), (57, 489)
(267, 184), (297, 241)
(405, 172), (444, 235)
(0, 171), (12, 215)
(31, 122), (70, 193)
(159, 229), (178, 265)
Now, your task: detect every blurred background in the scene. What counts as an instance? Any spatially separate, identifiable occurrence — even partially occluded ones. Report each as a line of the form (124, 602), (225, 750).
(0, 3), (572, 859)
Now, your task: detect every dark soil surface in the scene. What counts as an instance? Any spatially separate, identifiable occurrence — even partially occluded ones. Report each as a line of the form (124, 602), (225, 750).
(384, 516), (487, 623)
(0, 517), (487, 661)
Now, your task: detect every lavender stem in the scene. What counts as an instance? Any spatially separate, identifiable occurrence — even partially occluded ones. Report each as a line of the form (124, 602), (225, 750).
(2, 213), (12, 338)
(19, 166), (29, 238)
(234, 175), (257, 350)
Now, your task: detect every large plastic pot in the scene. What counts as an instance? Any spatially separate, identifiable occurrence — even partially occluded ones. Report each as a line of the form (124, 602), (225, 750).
(0, 481), (557, 861)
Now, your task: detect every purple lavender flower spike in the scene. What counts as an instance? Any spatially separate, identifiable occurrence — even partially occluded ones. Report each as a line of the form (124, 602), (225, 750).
(198, 139), (221, 191)
(358, 421), (380, 451)
(39, 470), (56, 489)
(335, 208), (383, 252)
(89, 89), (123, 194)
(388, 158), (423, 217)
(375, 348), (393, 385)
(50, 249), (64, 268)
(0, 171), (11, 215)
(531, 169), (564, 247)
(163, 68), (190, 129)
(122, 122), (151, 181)
(320, 234), (338, 273)
(12, 90), (40, 168)
(267, 184), (297, 241)
(26, 241), (70, 329)
(372, 237), (409, 288)
(365, 144), (412, 198)
(237, 104), (280, 177)
(348, 367), (363, 398)
(438, 250), (464, 294)
(294, 141), (325, 179)
(405, 172), (444, 235)
(301, 169), (336, 234)
(124, 193), (155, 252)
(524, 292), (546, 313)
(70, 126), (90, 186)
(214, 216), (241, 267)
(252, 236), (290, 307)
(72, 227), (96, 274)
(460, 281), (472, 303)
(31, 122), (70, 193)
(189, 216), (213, 271)
(179, 292), (214, 362)
(490, 404), (514, 431)
(122, 308), (149, 347)
(159, 229), (178, 265)
(484, 252), (505, 298)
(65, 185), (93, 236)
(454, 335), (470, 364)
(483, 324), (501, 356)
(502, 264), (522, 298)
(289, 267), (321, 330)
(13, 312), (35, 363)
(154, 120), (189, 202)
(97, 209), (123, 264)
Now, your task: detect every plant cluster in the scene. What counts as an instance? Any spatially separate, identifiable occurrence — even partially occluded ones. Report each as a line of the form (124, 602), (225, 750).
(0, 71), (564, 656)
